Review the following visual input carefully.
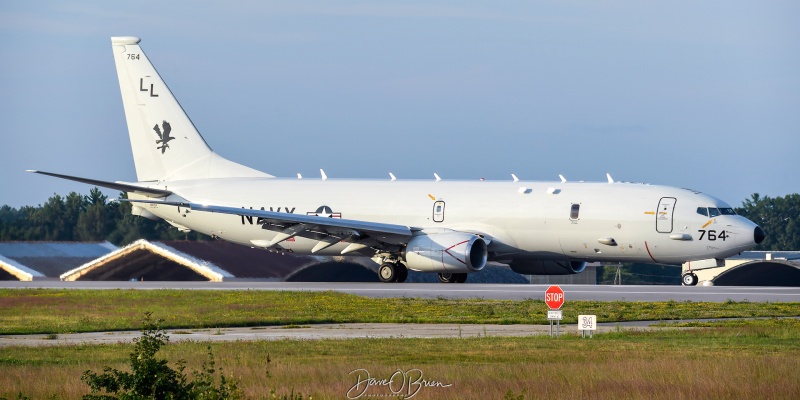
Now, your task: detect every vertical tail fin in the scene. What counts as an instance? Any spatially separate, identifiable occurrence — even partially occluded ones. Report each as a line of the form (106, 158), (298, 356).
(111, 36), (271, 181)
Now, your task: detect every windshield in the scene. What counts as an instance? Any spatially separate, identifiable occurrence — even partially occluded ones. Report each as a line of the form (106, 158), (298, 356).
(697, 207), (736, 217)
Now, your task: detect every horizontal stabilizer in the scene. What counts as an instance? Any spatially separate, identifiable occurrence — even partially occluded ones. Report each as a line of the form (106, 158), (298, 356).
(27, 170), (172, 197)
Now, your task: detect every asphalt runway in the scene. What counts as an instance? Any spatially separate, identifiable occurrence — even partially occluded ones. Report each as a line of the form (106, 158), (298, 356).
(2, 281), (798, 302)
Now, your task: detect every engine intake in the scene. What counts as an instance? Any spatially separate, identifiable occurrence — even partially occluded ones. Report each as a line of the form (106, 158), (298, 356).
(403, 232), (487, 273)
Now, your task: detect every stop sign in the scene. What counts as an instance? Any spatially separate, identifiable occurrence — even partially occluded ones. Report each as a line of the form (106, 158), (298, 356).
(545, 285), (565, 309)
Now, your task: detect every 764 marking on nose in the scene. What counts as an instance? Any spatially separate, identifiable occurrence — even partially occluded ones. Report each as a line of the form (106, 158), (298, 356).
(698, 230), (727, 241)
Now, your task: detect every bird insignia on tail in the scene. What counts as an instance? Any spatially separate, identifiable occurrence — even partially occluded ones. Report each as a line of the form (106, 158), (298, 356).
(153, 120), (174, 154)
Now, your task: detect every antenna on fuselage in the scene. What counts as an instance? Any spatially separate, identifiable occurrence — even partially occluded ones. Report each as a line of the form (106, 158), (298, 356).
(320, 169), (328, 181)
(606, 173), (615, 183)
(297, 173), (302, 180)
(559, 174), (567, 183)
(434, 173), (442, 182)
(389, 172), (397, 181)
(512, 174), (519, 182)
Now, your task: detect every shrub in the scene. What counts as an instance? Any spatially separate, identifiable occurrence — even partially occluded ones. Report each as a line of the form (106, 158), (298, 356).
(81, 312), (241, 400)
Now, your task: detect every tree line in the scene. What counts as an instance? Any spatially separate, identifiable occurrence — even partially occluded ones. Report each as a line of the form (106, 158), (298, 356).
(0, 188), (204, 245)
(735, 193), (800, 251)
(0, 188), (798, 250)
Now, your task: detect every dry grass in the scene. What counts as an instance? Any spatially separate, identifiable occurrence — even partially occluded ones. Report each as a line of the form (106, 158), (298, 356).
(1, 322), (799, 399)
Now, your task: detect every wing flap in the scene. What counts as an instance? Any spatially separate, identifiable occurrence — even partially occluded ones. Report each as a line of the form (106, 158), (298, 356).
(268, 224), (311, 247)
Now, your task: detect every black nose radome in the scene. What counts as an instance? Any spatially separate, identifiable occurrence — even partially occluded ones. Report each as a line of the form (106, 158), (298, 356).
(754, 226), (766, 245)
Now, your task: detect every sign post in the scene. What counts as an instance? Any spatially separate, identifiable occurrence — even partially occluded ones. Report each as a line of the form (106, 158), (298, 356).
(578, 314), (597, 338)
(545, 285), (565, 337)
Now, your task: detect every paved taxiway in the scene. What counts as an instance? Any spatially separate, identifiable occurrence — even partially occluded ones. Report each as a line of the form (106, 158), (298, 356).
(0, 321), (663, 348)
(11, 319), (797, 348)
(2, 281), (798, 302)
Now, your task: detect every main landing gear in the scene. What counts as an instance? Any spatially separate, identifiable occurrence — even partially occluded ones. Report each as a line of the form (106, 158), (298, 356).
(438, 272), (468, 283)
(682, 272), (698, 286)
(379, 262), (408, 283)
(377, 261), (468, 284)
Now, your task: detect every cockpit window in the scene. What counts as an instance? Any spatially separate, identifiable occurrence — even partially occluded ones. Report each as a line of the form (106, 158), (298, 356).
(698, 207), (736, 218)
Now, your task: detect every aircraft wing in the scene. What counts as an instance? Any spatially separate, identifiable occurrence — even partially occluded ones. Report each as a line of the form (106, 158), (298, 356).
(124, 199), (416, 252)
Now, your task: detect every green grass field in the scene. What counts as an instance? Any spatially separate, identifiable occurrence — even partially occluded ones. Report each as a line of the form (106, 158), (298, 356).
(1, 290), (799, 399)
(1, 320), (799, 399)
(1, 289), (798, 334)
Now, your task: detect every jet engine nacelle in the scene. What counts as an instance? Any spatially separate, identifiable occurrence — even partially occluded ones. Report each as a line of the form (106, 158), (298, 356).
(508, 259), (587, 275)
(403, 232), (488, 273)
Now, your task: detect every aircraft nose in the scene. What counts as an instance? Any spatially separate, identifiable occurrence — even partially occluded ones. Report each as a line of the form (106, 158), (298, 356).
(754, 226), (766, 245)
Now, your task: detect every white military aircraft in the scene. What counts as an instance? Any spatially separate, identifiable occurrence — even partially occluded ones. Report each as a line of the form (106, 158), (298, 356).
(31, 37), (765, 285)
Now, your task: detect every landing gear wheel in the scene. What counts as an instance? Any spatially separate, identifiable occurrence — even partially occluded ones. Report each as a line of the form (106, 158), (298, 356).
(395, 264), (408, 283)
(379, 263), (398, 283)
(682, 272), (698, 286)
(438, 272), (468, 283)
(438, 273), (454, 283)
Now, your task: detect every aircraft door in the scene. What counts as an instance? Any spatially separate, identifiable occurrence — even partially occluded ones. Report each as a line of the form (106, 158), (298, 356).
(656, 197), (676, 233)
(432, 200), (445, 223)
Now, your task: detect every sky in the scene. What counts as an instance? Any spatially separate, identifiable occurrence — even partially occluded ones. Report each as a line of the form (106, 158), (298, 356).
(1, 1), (798, 208)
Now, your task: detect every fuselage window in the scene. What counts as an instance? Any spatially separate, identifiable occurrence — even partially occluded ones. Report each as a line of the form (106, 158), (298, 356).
(696, 207), (708, 217)
(570, 204), (580, 220)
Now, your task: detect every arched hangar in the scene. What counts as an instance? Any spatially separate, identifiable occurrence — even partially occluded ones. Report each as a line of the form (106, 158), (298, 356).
(682, 252), (800, 286)
(60, 240), (234, 281)
(712, 260), (800, 286)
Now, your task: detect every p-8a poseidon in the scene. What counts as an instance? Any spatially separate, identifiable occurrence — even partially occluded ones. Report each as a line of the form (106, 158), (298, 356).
(31, 37), (765, 285)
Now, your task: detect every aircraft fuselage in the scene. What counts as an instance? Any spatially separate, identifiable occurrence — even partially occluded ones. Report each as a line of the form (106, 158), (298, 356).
(137, 178), (759, 266)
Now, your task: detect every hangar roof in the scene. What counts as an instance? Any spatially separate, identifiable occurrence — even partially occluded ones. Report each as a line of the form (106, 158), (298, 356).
(162, 240), (311, 279)
(60, 240), (318, 282)
(731, 251), (800, 261)
(62, 240), (235, 282)
(0, 241), (118, 281)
